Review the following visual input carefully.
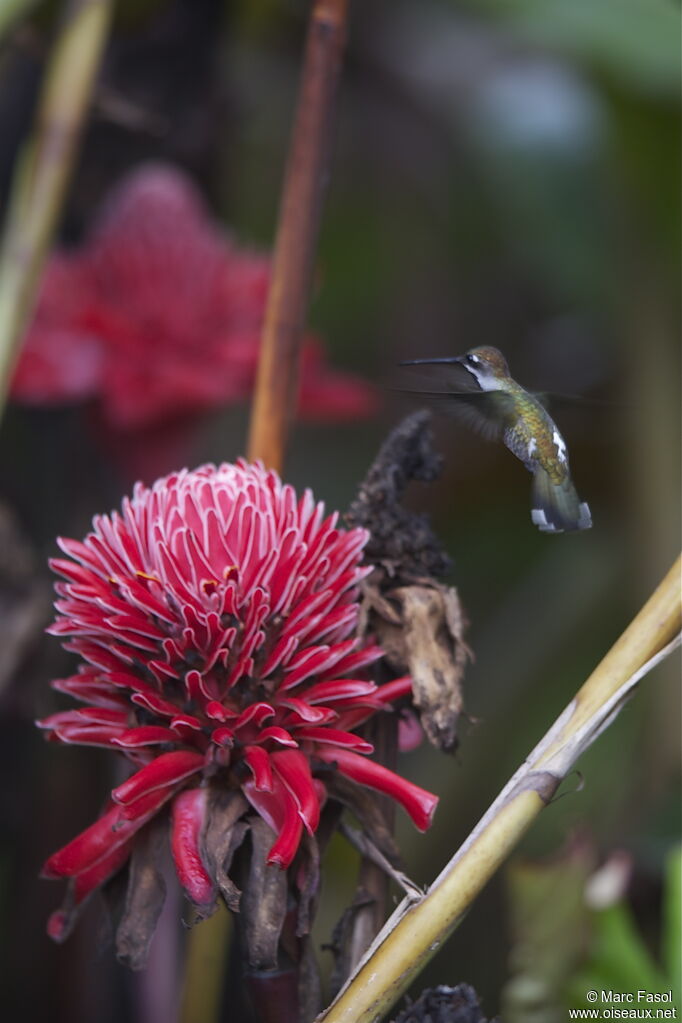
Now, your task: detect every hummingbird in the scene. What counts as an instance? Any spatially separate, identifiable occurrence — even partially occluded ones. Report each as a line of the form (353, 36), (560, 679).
(399, 345), (592, 533)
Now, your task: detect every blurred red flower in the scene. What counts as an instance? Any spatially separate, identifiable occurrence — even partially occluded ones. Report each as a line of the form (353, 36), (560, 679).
(12, 164), (376, 429)
(39, 461), (437, 940)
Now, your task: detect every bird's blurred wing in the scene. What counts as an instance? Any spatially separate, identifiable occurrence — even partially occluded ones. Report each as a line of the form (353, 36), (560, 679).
(394, 387), (516, 442)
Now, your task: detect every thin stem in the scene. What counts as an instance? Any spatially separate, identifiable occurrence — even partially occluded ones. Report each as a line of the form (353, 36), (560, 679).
(0, 0), (113, 419)
(346, 711), (398, 975)
(183, 4), (350, 1021)
(319, 555), (682, 1023)
(246, 0), (348, 471)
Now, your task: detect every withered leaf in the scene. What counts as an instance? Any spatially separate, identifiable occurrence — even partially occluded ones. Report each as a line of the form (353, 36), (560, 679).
(201, 786), (249, 912)
(326, 888), (377, 998)
(295, 832), (320, 937)
(345, 411), (451, 580)
(115, 814), (168, 970)
(241, 817), (288, 970)
(367, 581), (470, 754)
(298, 935), (323, 1022)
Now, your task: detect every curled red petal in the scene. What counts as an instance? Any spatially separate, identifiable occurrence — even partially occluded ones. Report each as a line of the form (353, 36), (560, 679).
(46, 722), (128, 747)
(46, 840), (132, 944)
(302, 679), (378, 704)
(51, 675), (128, 710)
(170, 788), (215, 909)
(374, 675), (413, 704)
(271, 749), (320, 835)
(326, 644), (384, 678)
(42, 790), (168, 879)
(277, 697), (333, 723)
(314, 747), (438, 832)
(255, 726), (298, 748)
(243, 746), (274, 792)
(242, 776), (303, 868)
(112, 726), (178, 748)
(210, 726), (234, 747)
(233, 701), (275, 730)
(112, 750), (204, 805)
(295, 727), (373, 753)
(37, 708), (127, 729)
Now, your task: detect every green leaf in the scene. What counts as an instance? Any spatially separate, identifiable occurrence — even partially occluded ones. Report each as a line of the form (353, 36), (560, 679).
(474, 0), (681, 97)
(663, 847), (682, 1008)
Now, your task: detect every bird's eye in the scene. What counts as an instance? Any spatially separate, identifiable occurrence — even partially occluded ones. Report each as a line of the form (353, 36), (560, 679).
(466, 354), (480, 365)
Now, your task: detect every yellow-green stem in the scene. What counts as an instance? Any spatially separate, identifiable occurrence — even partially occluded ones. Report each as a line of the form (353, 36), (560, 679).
(0, 0), (113, 417)
(179, 904), (232, 1023)
(319, 556), (681, 1023)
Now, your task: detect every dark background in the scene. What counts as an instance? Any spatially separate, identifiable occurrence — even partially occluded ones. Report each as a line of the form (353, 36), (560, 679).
(0, 1), (679, 1020)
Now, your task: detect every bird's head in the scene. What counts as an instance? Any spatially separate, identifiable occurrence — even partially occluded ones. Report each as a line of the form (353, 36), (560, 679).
(457, 346), (510, 388)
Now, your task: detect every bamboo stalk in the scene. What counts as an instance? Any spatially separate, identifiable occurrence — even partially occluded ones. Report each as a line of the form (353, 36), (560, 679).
(318, 556), (682, 1023)
(246, 0), (348, 470)
(0, 0), (113, 417)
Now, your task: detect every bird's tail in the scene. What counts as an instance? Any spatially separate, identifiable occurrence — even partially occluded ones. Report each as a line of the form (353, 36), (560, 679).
(530, 468), (592, 533)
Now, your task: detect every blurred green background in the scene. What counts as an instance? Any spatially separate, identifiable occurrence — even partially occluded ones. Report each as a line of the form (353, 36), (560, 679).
(0, 1), (679, 1020)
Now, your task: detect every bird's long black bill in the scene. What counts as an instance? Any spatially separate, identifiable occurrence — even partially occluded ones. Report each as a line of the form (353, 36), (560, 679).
(398, 357), (463, 366)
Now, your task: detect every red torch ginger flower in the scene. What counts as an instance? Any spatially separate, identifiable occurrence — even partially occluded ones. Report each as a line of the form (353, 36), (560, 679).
(39, 461), (437, 942)
(12, 165), (376, 430)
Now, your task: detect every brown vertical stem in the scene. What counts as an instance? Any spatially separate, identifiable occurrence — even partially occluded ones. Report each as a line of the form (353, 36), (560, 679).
(183, 5), (350, 1022)
(246, 0), (349, 471)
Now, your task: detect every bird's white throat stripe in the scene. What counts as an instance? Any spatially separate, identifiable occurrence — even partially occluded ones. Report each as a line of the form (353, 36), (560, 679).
(527, 438), (537, 458)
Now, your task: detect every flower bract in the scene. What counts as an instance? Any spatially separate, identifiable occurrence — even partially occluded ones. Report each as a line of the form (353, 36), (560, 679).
(12, 164), (376, 429)
(39, 461), (437, 940)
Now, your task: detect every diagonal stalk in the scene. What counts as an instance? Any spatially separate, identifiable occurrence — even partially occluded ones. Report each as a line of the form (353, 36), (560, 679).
(0, 0), (113, 419)
(318, 555), (682, 1023)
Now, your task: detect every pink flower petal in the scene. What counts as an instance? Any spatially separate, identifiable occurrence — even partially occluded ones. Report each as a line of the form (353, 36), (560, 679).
(277, 696), (335, 723)
(314, 747), (438, 832)
(112, 726), (178, 748)
(42, 790), (171, 879)
(111, 750), (204, 806)
(242, 776), (303, 868)
(243, 746), (274, 792)
(170, 788), (215, 910)
(374, 675), (413, 704)
(298, 727), (374, 753)
(254, 726), (298, 748)
(398, 711), (425, 752)
(271, 749), (320, 835)
(46, 840), (132, 943)
(232, 701), (275, 731)
(302, 679), (378, 704)
(210, 726), (234, 747)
